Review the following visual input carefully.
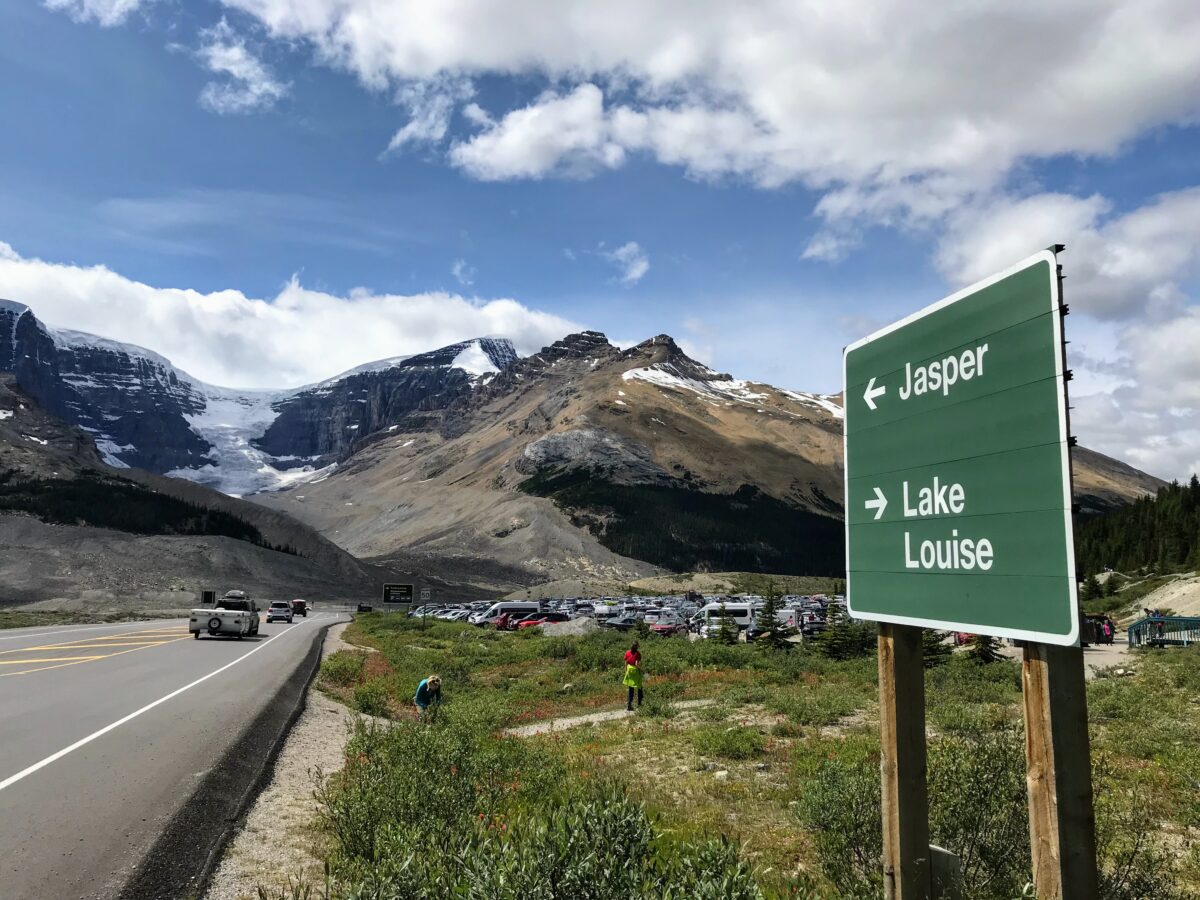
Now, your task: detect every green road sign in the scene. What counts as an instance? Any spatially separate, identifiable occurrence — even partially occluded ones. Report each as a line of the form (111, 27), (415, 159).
(843, 250), (1079, 645)
(382, 583), (414, 606)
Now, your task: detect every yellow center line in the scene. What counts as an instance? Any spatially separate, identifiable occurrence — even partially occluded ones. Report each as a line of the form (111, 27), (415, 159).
(0, 627), (188, 656)
(0, 635), (193, 677)
(18, 640), (181, 651)
(0, 656), (106, 664)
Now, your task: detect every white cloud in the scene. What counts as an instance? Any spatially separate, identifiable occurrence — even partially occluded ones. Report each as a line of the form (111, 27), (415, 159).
(387, 77), (474, 152)
(450, 84), (626, 181)
(937, 187), (1200, 319)
(1073, 308), (1200, 481)
(602, 241), (649, 285)
(43, 0), (143, 27)
(220, 0), (1200, 211)
(930, 186), (1200, 480)
(197, 20), (287, 115)
(451, 258), (475, 287)
(0, 243), (579, 390)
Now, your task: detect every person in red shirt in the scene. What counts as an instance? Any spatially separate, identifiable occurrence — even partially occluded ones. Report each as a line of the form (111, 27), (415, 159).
(623, 641), (644, 711)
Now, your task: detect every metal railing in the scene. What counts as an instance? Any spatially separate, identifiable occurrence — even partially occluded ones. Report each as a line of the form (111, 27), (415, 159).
(1127, 616), (1200, 648)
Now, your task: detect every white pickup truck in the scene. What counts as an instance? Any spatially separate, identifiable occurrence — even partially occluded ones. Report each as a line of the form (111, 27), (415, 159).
(190, 590), (261, 640)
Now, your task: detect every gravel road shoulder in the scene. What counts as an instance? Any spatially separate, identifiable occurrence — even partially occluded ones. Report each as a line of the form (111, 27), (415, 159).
(205, 625), (358, 900)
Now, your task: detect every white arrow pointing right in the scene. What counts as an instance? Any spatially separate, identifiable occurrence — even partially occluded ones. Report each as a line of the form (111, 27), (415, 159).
(865, 486), (888, 520)
(863, 376), (886, 411)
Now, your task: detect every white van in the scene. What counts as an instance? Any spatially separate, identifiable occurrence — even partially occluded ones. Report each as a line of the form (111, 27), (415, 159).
(698, 602), (753, 638)
(471, 601), (541, 626)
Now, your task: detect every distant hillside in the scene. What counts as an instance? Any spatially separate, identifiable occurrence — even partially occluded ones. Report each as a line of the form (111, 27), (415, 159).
(0, 301), (1167, 593)
(1075, 476), (1200, 575)
(0, 374), (391, 608)
(257, 331), (1162, 589)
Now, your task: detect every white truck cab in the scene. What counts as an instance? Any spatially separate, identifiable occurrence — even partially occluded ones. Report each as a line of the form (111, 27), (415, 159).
(190, 590), (261, 640)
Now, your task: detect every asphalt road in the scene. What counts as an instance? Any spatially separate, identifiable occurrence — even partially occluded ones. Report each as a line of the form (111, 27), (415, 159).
(0, 610), (347, 900)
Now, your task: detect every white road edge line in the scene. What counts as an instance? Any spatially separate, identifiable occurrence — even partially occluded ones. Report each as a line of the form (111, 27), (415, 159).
(0, 620), (179, 642)
(0, 613), (338, 793)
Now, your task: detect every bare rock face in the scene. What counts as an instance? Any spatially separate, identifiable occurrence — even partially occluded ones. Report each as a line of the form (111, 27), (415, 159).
(518, 428), (670, 485)
(0, 300), (521, 491)
(255, 339), (518, 464)
(0, 300), (211, 472)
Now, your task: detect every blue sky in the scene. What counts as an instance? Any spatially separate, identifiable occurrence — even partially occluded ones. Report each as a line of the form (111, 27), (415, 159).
(2, 0), (1199, 479)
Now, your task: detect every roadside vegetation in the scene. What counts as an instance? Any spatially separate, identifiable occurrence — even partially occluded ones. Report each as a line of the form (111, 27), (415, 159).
(0, 609), (159, 629)
(283, 616), (1200, 898)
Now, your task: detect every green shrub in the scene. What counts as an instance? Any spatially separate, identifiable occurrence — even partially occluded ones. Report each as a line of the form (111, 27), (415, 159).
(693, 726), (764, 760)
(767, 689), (859, 726)
(318, 703), (549, 866)
(927, 727), (1029, 895)
(795, 736), (882, 898)
(320, 650), (366, 687)
(351, 679), (390, 717)
(637, 695), (677, 719)
(544, 636), (576, 659)
(316, 712), (765, 899)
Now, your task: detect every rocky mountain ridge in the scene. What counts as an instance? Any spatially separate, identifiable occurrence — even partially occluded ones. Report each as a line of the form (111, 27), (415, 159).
(0, 300), (1166, 592)
(0, 300), (516, 495)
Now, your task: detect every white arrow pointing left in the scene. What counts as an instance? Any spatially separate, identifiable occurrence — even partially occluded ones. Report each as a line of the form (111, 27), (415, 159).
(865, 486), (888, 520)
(863, 376), (886, 411)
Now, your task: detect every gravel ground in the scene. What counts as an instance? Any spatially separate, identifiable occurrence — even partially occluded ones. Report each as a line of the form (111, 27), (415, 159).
(205, 626), (358, 900)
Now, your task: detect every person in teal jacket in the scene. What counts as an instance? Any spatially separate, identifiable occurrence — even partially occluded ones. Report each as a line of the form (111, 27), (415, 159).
(415, 674), (442, 720)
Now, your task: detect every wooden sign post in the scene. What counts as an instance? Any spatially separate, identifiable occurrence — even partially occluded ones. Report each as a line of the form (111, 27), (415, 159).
(846, 249), (1098, 896)
(1022, 643), (1099, 899)
(878, 623), (931, 900)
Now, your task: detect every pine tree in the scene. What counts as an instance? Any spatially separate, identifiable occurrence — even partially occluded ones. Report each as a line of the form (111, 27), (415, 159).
(922, 630), (953, 668)
(1079, 573), (1102, 603)
(966, 634), (1004, 664)
(716, 602), (739, 645)
(757, 581), (791, 651)
(816, 602), (875, 660)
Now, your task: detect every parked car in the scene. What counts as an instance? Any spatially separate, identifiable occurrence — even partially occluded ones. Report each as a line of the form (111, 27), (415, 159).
(650, 621), (687, 637)
(356, 603), (373, 613)
(291, 598), (308, 617)
(267, 600), (294, 623)
(517, 611), (571, 629)
(600, 615), (641, 632)
(745, 621), (798, 643)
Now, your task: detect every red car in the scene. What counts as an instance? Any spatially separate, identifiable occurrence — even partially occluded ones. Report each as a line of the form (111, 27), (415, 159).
(516, 612), (571, 629)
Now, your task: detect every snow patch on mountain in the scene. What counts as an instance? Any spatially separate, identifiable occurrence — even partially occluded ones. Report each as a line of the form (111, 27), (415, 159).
(451, 342), (502, 377)
(777, 389), (845, 419)
(622, 364), (769, 404)
(623, 363), (844, 420)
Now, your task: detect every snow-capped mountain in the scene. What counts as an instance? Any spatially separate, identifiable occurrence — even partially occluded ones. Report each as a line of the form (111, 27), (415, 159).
(0, 300), (518, 495)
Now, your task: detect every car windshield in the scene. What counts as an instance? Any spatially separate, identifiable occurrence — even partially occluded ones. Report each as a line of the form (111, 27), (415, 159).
(271, 603), (289, 609)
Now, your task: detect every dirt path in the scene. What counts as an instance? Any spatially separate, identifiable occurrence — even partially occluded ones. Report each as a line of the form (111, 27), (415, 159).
(999, 638), (1133, 679)
(503, 698), (715, 737)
